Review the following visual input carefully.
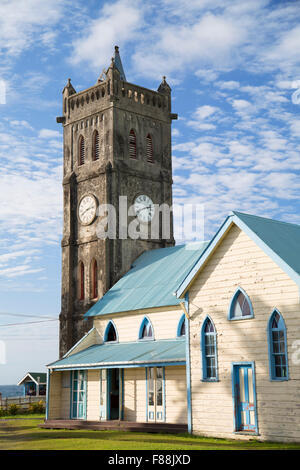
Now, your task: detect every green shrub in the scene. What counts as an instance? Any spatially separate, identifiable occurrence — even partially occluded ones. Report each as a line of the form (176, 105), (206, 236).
(28, 400), (45, 414)
(0, 407), (8, 417)
(8, 404), (19, 415)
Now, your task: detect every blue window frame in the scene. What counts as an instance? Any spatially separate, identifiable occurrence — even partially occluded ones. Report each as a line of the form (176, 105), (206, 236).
(201, 316), (218, 381)
(104, 320), (118, 343)
(139, 317), (154, 340)
(268, 310), (288, 381)
(177, 314), (186, 337)
(228, 287), (254, 320)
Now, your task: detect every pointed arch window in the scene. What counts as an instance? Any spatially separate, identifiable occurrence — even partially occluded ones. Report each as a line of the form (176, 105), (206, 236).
(78, 261), (85, 300)
(129, 129), (137, 159)
(91, 259), (98, 299)
(139, 317), (154, 340)
(268, 310), (288, 380)
(177, 314), (186, 337)
(78, 135), (85, 165)
(228, 288), (254, 320)
(146, 134), (154, 163)
(92, 130), (100, 161)
(104, 321), (118, 343)
(201, 317), (218, 381)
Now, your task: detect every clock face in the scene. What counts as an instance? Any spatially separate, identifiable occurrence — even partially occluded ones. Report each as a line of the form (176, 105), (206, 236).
(78, 195), (97, 225)
(134, 195), (155, 223)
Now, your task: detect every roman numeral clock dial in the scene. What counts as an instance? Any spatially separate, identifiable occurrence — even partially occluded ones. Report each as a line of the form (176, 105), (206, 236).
(78, 195), (97, 225)
(134, 195), (155, 223)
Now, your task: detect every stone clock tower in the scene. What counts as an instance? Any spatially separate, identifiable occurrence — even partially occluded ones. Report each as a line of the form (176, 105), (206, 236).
(57, 47), (177, 356)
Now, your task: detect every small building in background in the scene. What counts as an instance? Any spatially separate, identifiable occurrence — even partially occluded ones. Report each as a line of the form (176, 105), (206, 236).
(17, 372), (47, 397)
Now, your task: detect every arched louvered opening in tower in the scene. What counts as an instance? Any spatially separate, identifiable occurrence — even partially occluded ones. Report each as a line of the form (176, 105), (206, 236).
(78, 261), (85, 300)
(92, 130), (100, 161)
(78, 135), (85, 165)
(146, 134), (154, 163)
(91, 259), (98, 299)
(129, 129), (137, 159)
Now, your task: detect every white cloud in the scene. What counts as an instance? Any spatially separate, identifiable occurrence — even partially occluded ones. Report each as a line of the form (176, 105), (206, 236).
(264, 25), (300, 72)
(39, 129), (61, 139)
(70, 0), (144, 70)
(10, 120), (34, 131)
(0, 0), (66, 57)
(187, 105), (220, 131)
(217, 80), (240, 90)
(195, 69), (219, 82)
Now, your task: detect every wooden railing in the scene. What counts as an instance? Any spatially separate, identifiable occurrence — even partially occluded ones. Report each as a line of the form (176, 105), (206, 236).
(0, 395), (46, 411)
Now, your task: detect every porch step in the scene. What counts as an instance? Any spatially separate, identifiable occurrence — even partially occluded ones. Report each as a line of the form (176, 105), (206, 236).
(41, 419), (187, 434)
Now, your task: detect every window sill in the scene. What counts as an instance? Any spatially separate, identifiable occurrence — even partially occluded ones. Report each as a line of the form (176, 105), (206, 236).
(270, 377), (289, 382)
(234, 431), (259, 436)
(201, 379), (219, 383)
(228, 316), (254, 321)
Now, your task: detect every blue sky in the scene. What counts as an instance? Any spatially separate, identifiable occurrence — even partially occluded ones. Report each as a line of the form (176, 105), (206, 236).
(1, 0), (300, 383)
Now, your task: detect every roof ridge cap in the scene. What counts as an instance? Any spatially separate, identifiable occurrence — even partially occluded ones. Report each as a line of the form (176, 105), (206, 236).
(233, 211), (300, 229)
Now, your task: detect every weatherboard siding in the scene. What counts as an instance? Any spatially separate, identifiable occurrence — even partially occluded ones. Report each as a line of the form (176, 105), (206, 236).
(123, 366), (187, 424)
(165, 366), (187, 424)
(188, 224), (300, 442)
(86, 370), (100, 420)
(94, 307), (184, 343)
(123, 368), (146, 422)
(48, 371), (61, 419)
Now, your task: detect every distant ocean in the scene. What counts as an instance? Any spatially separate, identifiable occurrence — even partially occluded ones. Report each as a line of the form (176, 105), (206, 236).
(0, 385), (24, 398)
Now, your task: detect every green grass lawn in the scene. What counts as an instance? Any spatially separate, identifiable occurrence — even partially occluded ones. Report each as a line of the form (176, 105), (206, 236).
(0, 417), (300, 450)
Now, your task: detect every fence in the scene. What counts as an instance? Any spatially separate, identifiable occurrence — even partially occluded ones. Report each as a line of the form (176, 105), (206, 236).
(0, 395), (46, 411)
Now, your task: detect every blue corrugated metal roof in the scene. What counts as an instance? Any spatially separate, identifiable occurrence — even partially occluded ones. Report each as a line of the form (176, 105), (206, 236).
(48, 339), (185, 369)
(85, 242), (208, 318)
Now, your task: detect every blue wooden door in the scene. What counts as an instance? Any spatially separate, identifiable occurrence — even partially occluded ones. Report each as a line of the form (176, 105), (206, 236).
(233, 364), (257, 432)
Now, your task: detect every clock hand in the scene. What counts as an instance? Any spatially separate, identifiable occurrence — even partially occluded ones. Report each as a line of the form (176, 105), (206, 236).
(81, 205), (94, 216)
(136, 205), (152, 215)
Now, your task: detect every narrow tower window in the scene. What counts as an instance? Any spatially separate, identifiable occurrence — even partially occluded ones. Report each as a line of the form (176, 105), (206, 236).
(91, 259), (98, 299)
(129, 129), (137, 159)
(78, 135), (85, 165)
(146, 134), (154, 163)
(92, 130), (100, 161)
(78, 261), (85, 300)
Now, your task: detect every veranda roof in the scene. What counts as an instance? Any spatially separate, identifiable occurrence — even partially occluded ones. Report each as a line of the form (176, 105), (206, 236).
(48, 339), (186, 370)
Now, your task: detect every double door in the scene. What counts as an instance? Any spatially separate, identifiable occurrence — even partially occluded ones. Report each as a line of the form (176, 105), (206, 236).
(147, 367), (164, 422)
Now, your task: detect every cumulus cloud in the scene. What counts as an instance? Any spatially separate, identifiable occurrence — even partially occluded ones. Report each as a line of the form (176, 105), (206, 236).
(69, 0), (144, 70)
(0, 0), (66, 57)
